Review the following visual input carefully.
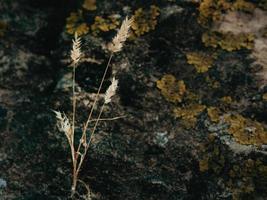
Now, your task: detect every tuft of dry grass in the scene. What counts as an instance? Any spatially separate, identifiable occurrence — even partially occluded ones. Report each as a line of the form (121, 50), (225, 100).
(53, 111), (72, 139)
(104, 77), (118, 104)
(107, 16), (134, 53)
(53, 16), (133, 197)
(70, 33), (82, 65)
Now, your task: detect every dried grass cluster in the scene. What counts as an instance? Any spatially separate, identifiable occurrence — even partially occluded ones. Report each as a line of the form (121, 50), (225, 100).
(107, 16), (134, 53)
(54, 16), (133, 197)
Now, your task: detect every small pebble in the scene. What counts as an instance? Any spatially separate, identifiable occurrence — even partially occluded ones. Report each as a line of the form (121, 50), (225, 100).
(0, 178), (7, 188)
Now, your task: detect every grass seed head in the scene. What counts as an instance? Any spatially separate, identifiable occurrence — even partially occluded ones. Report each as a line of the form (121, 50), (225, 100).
(107, 16), (134, 53)
(71, 32), (82, 65)
(104, 77), (118, 104)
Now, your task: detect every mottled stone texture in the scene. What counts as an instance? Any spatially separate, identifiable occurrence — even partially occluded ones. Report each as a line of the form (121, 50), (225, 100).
(1, 0), (267, 199)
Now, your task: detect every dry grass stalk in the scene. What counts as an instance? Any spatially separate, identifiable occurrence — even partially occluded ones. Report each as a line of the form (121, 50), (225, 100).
(54, 16), (132, 197)
(53, 111), (72, 141)
(71, 32), (82, 65)
(104, 77), (118, 104)
(107, 16), (134, 53)
(82, 15), (133, 145)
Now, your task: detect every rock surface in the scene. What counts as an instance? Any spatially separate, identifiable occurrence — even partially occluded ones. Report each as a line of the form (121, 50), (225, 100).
(0, 0), (267, 199)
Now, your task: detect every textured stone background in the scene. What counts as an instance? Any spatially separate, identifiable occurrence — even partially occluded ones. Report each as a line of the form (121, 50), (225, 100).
(0, 0), (267, 199)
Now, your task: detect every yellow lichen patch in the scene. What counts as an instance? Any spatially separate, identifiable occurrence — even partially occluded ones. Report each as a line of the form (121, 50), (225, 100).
(198, 0), (255, 26)
(83, 0), (96, 11)
(207, 107), (221, 123)
(184, 91), (200, 102)
(199, 158), (209, 172)
(227, 158), (267, 199)
(75, 23), (90, 36)
(205, 75), (221, 89)
(224, 114), (267, 145)
(262, 93), (267, 101)
(233, 0), (255, 12)
(221, 96), (232, 104)
(198, 0), (231, 26)
(202, 31), (254, 51)
(186, 52), (217, 73)
(199, 149), (225, 174)
(91, 15), (120, 36)
(157, 75), (186, 103)
(199, 135), (225, 174)
(173, 104), (206, 128)
(0, 21), (7, 37)
(131, 5), (160, 37)
(200, 135), (267, 198)
(66, 11), (89, 36)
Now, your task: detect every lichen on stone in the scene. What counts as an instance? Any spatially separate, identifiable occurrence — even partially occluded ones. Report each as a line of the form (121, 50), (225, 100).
(220, 96), (232, 104)
(66, 10), (89, 36)
(198, 0), (231, 26)
(131, 5), (160, 38)
(200, 136), (267, 199)
(156, 74), (186, 103)
(233, 0), (255, 12)
(83, 0), (96, 11)
(227, 158), (267, 200)
(207, 107), (221, 123)
(198, 135), (225, 174)
(198, 0), (255, 26)
(224, 114), (267, 145)
(184, 91), (200, 102)
(173, 104), (206, 128)
(199, 158), (209, 172)
(0, 21), (7, 37)
(262, 93), (267, 101)
(91, 15), (120, 36)
(186, 52), (217, 73)
(202, 31), (254, 51)
(205, 75), (221, 89)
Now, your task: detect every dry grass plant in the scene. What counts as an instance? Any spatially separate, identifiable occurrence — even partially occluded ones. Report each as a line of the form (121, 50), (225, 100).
(54, 16), (133, 197)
